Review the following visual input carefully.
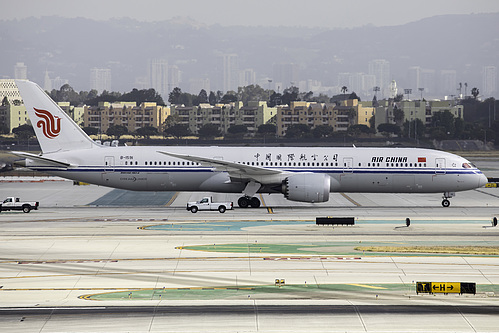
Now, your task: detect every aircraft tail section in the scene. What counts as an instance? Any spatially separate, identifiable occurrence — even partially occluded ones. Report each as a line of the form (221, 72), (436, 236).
(15, 80), (99, 154)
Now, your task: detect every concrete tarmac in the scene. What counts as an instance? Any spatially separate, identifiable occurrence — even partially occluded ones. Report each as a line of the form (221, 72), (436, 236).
(0, 180), (499, 332)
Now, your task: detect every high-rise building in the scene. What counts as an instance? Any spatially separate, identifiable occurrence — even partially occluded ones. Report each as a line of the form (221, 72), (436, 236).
(439, 70), (457, 97)
(149, 58), (169, 99)
(14, 62), (27, 80)
(90, 68), (111, 93)
(483, 66), (497, 96)
(218, 54), (239, 92)
(189, 78), (210, 95)
(239, 69), (256, 87)
(43, 70), (68, 91)
(169, 65), (181, 91)
(44, 70), (52, 91)
(420, 69), (436, 96)
(273, 63), (299, 91)
(368, 59), (390, 96)
(407, 66), (421, 91)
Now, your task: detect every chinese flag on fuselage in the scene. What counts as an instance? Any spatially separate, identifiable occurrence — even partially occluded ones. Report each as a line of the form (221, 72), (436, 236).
(418, 157), (426, 163)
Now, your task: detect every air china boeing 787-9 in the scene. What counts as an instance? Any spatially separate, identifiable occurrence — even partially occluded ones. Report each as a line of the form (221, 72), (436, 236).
(14, 80), (487, 208)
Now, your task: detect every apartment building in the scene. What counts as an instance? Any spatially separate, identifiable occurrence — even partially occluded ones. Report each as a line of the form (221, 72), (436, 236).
(374, 99), (464, 132)
(276, 102), (334, 136)
(276, 100), (375, 137)
(83, 102), (169, 134)
(170, 101), (275, 136)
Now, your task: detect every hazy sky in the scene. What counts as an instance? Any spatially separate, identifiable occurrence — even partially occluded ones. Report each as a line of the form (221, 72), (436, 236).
(2, 0), (499, 28)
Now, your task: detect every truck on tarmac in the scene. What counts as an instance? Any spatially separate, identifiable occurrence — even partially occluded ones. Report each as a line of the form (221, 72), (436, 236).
(0, 197), (39, 213)
(186, 197), (233, 213)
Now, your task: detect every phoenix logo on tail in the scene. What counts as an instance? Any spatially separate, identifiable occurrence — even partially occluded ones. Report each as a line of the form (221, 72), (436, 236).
(34, 107), (61, 139)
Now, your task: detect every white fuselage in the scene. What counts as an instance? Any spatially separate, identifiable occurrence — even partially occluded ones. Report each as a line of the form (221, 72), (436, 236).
(26, 146), (487, 194)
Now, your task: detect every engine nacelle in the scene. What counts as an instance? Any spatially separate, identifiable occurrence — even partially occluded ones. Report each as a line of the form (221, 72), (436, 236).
(282, 173), (331, 203)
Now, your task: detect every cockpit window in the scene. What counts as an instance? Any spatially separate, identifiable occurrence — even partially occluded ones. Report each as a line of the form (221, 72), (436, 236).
(462, 163), (476, 169)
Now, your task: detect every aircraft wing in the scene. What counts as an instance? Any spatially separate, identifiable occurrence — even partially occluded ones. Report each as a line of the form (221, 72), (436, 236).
(157, 151), (284, 179)
(12, 151), (74, 168)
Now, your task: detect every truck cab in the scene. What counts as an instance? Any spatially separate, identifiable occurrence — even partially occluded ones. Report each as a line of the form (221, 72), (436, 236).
(186, 197), (233, 213)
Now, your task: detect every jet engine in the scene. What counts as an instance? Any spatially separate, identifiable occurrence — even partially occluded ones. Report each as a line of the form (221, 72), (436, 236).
(282, 173), (331, 203)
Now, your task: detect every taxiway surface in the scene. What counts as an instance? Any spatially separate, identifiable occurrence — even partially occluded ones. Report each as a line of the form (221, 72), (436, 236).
(0, 180), (499, 332)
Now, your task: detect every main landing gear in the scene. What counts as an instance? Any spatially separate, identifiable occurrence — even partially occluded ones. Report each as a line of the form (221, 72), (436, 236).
(237, 196), (261, 208)
(442, 191), (455, 207)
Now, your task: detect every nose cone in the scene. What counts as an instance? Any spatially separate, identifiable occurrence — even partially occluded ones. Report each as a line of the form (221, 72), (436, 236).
(478, 173), (488, 188)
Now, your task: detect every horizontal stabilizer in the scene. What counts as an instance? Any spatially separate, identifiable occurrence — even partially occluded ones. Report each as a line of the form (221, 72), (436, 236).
(13, 151), (74, 169)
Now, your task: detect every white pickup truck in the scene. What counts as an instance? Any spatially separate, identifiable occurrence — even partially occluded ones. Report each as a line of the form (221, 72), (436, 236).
(0, 197), (39, 213)
(186, 197), (233, 213)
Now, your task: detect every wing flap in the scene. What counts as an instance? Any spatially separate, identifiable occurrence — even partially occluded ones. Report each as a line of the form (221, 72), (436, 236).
(157, 151), (284, 178)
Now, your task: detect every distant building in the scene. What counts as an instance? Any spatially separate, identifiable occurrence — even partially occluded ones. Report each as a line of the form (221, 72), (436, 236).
(0, 80), (28, 132)
(149, 58), (169, 100)
(44, 71), (69, 91)
(239, 69), (256, 87)
(218, 54), (239, 92)
(273, 63), (299, 91)
(275, 99), (376, 137)
(169, 65), (181, 92)
(0, 80), (23, 104)
(439, 70), (457, 97)
(277, 102), (331, 136)
(90, 68), (111, 93)
(14, 62), (27, 80)
(57, 102), (85, 126)
(368, 59), (390, 97)
(170, 101), (275, 136)
(483, 66), (497, 97)
(189, 78), (210, 95)
(374, 99), (463, 135)
(84, 102), (169, 134)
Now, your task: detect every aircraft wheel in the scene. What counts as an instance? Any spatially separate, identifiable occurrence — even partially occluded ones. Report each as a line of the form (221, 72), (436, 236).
(250, 197), (261, 208)
(238, 197), (249, 208)
(442, 199), (450, 207)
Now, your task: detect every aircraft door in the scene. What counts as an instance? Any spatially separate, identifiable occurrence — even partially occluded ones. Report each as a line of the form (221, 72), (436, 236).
(435, 158), (446, 174)
(104, 156), (115, 172)
(343, 157), (353, 173)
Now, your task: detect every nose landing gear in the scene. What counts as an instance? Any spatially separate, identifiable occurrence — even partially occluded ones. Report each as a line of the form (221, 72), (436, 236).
(442, 192), (455, 207)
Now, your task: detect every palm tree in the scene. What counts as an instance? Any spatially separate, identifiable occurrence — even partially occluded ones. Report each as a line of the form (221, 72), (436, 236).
(471, 87), (479, 99)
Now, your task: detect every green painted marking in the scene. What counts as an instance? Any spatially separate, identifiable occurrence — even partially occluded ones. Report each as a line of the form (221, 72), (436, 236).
(180, 241), (499, 257)
(81, 284), (499, 301)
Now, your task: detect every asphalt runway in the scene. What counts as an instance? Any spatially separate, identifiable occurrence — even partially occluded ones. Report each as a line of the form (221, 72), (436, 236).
(1, 180), (499, 332)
